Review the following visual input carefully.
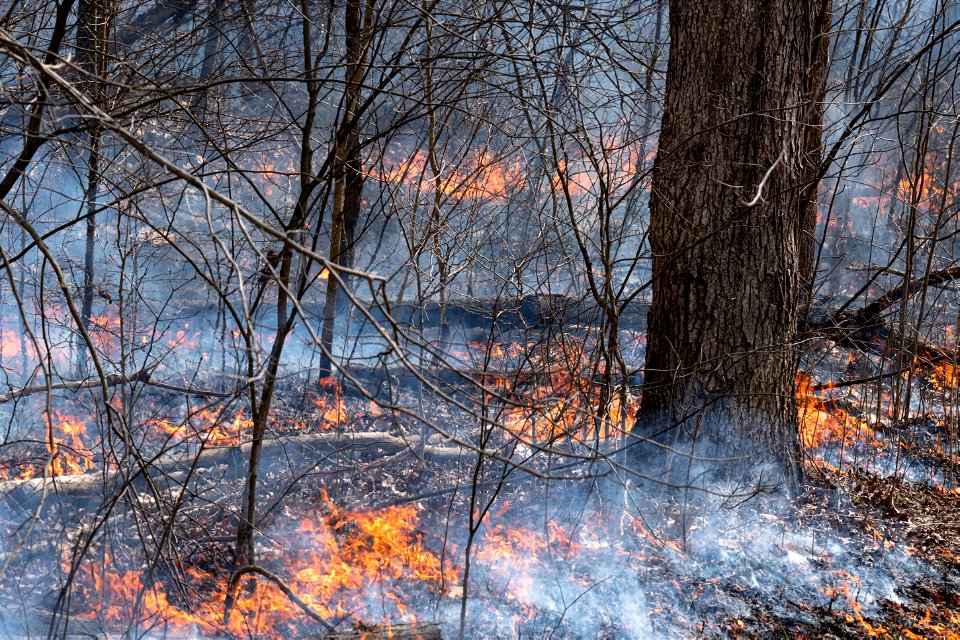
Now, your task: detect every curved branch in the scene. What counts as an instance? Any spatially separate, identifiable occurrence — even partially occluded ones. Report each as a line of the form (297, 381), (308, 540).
(225, 564), (335, 632)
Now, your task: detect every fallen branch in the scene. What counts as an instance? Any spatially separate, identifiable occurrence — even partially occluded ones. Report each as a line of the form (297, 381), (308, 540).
(0, 431), (463, 503)
(812, 370), (900, 392)
(807, 266), (960, 345)
(141, 378), (234, 398)
(0, 367), (156, 404)
(0, 367), (232, 404)
(847, 265), (960, 329)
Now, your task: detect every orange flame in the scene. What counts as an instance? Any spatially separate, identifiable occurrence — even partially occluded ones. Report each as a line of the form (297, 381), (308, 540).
(69, 495), (455, 638)
(796, 371), (879, 451)
(380, 150), (524, 202)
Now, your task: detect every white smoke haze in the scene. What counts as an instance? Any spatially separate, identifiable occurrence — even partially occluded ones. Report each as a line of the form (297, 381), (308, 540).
(0, 0), (958, 636)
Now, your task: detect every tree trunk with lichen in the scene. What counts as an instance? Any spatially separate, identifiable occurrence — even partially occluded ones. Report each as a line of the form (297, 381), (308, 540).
(630, 0), (831, 497)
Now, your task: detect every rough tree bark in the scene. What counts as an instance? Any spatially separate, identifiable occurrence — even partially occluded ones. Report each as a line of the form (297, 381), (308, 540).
(630, 0), (832, 496)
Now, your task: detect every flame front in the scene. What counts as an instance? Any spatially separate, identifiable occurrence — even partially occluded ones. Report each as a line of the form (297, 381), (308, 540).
(69, 494), (456, 638)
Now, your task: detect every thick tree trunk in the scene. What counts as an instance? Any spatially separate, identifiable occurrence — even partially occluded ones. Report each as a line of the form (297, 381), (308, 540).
(630, 0), (831, 496)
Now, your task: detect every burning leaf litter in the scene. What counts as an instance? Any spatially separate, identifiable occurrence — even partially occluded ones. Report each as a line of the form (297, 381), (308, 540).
(4, 339), (960, 637)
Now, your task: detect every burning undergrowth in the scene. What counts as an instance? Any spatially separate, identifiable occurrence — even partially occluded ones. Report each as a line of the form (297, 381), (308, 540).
(799, 338), (960, 491)
(13, 467), (948, 638)
(2, 337), (960, 637)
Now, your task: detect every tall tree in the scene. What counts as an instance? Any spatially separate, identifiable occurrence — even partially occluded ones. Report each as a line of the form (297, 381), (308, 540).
(74, 0), (110, 377)
(631, 0), (832, 495)
(318, 0), (372, 377)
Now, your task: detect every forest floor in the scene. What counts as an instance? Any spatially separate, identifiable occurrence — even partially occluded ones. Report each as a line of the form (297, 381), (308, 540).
(2, 337), (960, 637)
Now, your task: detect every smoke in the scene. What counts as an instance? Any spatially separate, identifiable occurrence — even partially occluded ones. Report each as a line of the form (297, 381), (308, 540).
(414, 477), (927, 638)
(0, 398), (937, 639)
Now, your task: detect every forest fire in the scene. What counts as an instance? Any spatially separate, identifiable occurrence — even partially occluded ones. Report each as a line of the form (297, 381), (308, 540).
(150, 409), (255, 447)
(2, 0), (960, 637)
(0, 328), (28, 359)
(379, 150), (525, 202)
(66, 497), (454, 638)
(931, 361), (960, 392)
(46, 412), (96, 477)
(0, 376), (349, 481)
(454, 338), (638, 444)
(65, 496), (611, 638)
(1, 351), (955, 638)
(2, 317), (960, 639)
(315, 376), (348, 426)
(0, 412), (95, 480)
(796, 370), (880, 452)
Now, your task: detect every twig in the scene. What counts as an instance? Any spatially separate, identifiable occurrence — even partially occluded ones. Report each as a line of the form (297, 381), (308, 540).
(140, 378), (233, 398)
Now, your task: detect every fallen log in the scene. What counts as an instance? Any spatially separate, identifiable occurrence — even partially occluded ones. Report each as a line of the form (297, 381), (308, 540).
(336, 364), (643, 403)
(0, 431), (462, 505)
(314, 623), (442, 640)
(361, 294), (649, 335)
(175, 294), (650, 337)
